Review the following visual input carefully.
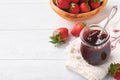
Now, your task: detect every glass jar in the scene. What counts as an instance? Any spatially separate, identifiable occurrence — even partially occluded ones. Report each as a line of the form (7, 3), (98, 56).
(80, 25), (111, 65)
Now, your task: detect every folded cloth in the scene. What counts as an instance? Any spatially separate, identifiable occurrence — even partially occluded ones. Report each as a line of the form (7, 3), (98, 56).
(65, 9), (120, 80)
(65, 37), (120, 80)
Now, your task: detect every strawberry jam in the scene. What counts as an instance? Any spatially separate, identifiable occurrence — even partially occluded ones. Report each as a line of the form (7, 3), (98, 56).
(80, 25), (111, 65)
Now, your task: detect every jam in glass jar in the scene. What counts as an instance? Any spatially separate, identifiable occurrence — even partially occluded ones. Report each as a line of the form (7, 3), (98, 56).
(80, 25), (111, 65)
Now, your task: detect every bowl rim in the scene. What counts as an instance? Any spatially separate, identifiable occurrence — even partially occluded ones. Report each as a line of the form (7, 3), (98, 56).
(49, 0), (108, 21)
(50, 0), (108, 15)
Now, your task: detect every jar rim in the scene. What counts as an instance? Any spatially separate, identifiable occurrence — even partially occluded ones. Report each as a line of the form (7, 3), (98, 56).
(80, 24), (110, 47)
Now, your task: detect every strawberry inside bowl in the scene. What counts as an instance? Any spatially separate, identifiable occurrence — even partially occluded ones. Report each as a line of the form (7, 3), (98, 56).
(49, 0), (108, 21)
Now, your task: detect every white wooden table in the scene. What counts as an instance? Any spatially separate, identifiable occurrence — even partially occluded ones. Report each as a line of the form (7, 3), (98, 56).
(0, 0), (119, 80)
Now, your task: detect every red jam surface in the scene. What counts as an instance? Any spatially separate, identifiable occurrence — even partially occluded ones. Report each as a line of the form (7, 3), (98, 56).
(80, 30), (111, 65)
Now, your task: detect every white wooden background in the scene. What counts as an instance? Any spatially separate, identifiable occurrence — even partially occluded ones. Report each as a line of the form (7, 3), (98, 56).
(0, 0), (119, 80)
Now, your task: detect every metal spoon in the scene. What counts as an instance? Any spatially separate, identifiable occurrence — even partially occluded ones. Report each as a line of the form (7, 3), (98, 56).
(98, 6), (118, 38)
(90, 6), (118, 45)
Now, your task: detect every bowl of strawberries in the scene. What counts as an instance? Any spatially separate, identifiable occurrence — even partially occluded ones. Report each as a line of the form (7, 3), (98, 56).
(50, 0), (108, 21)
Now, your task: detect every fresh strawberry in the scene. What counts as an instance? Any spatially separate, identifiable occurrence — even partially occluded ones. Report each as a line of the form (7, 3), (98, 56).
(66, 0), (72, 3)
(54, 0), (70, 9)
(71, 0), (79, 3)
(90, 0), (103, 9)
(90, 2), (101, 9)
(69, 3), (80, 14)
(80, 2), (90, 13)
(50, 27), (69, 44)
(109, 63), (120, 80)
(115, 72), (120, 80)
(71, 22), (86, 37)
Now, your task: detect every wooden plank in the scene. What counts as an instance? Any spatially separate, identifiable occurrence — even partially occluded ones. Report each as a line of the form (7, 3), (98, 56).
(0, 60), (112, 80)
(0, 30), (75, 59)
(0, 0), (47, 3)
(0, 60), (84, 80)
(0, 0), (118, 30)
(0, 3), (51, 29)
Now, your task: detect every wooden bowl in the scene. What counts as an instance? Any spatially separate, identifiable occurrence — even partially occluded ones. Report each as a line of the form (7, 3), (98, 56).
(49, 0), (108, 21)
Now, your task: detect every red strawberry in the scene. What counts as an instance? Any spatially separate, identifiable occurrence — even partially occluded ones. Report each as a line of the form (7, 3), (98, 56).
(71, 22), (86, 37)
(71, 0), (79, 3)
(109, 63), (120, 80)
(90, 0), (103, 9)
(90, 2), (101, 9)
(54, 0), (70, 9)
(114, 72), (120, 80)
(69, 3), (80, 14)
(50, 27), (69, 44)
(80, 2), (90, 13)
(66, 0), (72, 3)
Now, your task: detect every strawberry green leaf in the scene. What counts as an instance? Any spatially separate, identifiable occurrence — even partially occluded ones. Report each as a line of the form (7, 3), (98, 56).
(50, 32), (65, 45)
(83, 21), (87, 27)
(57, 40), (64, 44)
(50, 36), (54, 40)
(109, 63), (120, 77)
(70, 3), (75, 8)
(50, 41), (57, 44)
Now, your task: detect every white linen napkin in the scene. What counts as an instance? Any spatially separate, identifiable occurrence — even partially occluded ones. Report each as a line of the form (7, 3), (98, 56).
(65, 8), (120, 80)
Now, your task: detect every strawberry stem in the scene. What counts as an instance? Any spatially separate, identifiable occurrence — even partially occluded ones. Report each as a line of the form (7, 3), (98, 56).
(70, 3), (75, 9)
(50, 32), (65, 45)
(83, 21), (87, 27)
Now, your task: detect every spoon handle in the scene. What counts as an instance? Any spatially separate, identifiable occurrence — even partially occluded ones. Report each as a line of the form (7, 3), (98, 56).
(104, 6), (118, 29)
(97, 6), (118, 39)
